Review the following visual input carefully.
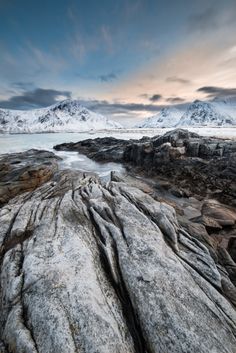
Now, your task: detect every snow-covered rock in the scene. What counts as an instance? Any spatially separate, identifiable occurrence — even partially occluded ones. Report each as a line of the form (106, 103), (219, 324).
(136, 100), (236, 129)
(178, 100), (236, 127)
(0, 99), (122, 133)
(136, 107), (183, 128)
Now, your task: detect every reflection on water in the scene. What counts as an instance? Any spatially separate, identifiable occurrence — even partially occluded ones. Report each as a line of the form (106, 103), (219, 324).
(0, 132), (128, 178)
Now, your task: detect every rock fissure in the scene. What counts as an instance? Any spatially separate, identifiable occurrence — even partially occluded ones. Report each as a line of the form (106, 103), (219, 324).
(1, 144), (236, 353)
(87, 205), (150, 353)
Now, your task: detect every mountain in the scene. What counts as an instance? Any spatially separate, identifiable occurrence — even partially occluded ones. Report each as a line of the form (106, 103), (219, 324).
(135, 100), (236, 128)
(136, 107), (183, 128)
(178, 100), (236, 127)
(0, 99), (122, 133)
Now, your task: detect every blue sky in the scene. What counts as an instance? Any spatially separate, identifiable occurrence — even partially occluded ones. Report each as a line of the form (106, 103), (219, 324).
(0, 0), (236, 124)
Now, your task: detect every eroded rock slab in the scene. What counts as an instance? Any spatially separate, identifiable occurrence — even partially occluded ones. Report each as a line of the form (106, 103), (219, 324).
(0, 149), (60, 207)
(0, 164), (236, 353)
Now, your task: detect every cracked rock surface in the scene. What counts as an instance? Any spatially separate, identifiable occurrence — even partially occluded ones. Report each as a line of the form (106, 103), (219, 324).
(0, 151), (236, 352)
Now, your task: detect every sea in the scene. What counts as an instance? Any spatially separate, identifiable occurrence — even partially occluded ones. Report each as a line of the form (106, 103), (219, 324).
(0, 127), (236, 178)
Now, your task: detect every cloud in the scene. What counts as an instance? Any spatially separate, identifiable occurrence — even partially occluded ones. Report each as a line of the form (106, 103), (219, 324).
(76, 71), (119, 82)
(197, 86), (236, 98)
(188, 7), (219, 31)
(12, 82), (34, 91)
(139, 94), (149, 99)
(166, 97), (185, 103)
(69, 32), (87, 61)
(139, 93), (162, 102)
(78, 98), (163, 114)
(101, 25), (113, 53)
(0, 88), (71, 109)
(188, 4), (236, 32)
(99, 73), (117, 82)
(149, 94), (162, 102)
(166, 76), (191, 84)
(124, 0), (143, 19)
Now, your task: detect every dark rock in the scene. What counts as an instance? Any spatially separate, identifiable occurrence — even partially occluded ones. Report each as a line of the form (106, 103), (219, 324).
(54, 137), (131, 162)
(54, 129), (236, 206)
(228, 238), (236, 263)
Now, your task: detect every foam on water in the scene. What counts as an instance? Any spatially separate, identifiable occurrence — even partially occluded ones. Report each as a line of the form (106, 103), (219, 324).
(0, 133), (126, 178)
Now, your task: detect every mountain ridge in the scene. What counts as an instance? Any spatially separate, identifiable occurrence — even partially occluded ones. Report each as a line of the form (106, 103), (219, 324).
(0, 99), (122, 133)
(137, 99), (236, 128)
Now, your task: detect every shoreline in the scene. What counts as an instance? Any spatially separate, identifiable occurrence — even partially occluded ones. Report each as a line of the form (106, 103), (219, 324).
(0, 126), (236, 140)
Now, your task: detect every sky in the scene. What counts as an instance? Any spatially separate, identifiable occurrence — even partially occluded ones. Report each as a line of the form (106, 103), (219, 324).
(0, 0), (236, 125)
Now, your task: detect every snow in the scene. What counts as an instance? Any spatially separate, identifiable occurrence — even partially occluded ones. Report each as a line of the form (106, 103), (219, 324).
(0, 99), (122, 133)
(136, 107), (183, 128)
(137, 99), (236, 129)
(179, 100), (236, 127)
(1, 97), (236, 135)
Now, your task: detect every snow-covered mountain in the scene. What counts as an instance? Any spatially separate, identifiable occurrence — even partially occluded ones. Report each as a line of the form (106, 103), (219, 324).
(178, 100), (236, 127)
(0, 99), (122, 133)
(136, 100), (236, 128)
(136, 107), (183, 128)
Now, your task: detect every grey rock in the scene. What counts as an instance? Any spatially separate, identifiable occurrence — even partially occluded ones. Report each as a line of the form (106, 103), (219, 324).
(0, 153), (236, 352)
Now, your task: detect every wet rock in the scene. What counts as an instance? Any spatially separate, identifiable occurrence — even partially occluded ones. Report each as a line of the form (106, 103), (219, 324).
(54, 129), (236, 205)
(0, 154), (236, 352)
(54, 137), (131, 162)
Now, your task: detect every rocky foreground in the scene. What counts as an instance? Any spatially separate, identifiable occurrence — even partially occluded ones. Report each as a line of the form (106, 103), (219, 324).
(0, 130), (236, 353)
(55, 129), (236, 206)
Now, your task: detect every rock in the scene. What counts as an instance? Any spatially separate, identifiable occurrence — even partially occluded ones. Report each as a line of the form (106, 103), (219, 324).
(54, 129), (236, 206)
(0, 151), (236, 352)
(201, 200), (236, 227)
(228, 238), (236, 263)
(170, 188), (184, 198)
(54, 137), (131, 162)
(0, 149), (60, 207)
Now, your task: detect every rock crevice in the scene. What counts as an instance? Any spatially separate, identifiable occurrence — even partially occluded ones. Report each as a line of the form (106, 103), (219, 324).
(0, 145), (236, 353)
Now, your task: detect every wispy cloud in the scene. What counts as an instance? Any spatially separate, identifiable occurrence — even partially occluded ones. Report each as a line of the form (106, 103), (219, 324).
(139, 93), (162, 102)
(166, 97), (185, 103)
(99, 72), (117, 82)
(166, 76), (191, 84)
(124, 0), (143, 18)
(24, 41), (66, 73)
(188, 4), (236, 32)
(12, 81), (34, 91)
(101, 25), (113, 53)
(188, 7), (219, 31)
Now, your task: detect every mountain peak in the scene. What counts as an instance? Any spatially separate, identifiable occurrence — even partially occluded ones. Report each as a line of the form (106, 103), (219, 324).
(178, 100), (236, 127)
(0, 100), (122, 133)
(136, 99), (236, 128)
